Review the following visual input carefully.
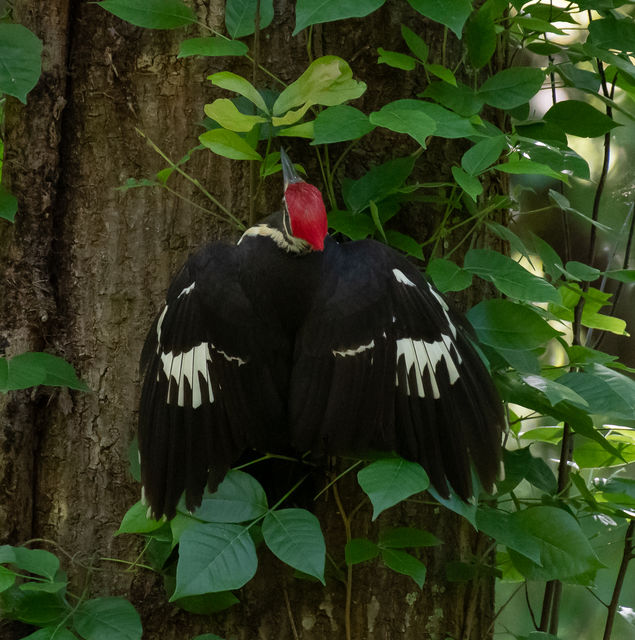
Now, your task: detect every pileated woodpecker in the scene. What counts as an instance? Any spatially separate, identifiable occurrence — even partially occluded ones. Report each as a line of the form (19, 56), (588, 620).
(139, 150), (503, 519)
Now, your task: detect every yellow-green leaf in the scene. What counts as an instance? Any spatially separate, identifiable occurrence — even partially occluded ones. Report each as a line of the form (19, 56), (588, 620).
(199, 129), (262, 161)
(204, 99), (267, 132)
(208, 72), (269, 114)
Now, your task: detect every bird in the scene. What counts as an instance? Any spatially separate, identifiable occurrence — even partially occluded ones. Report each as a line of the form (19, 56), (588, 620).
(138, 149), (503, 519)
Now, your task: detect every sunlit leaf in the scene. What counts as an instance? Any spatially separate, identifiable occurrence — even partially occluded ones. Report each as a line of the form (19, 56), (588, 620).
(208, 72), (269, 113)
(204, 99), (267, 132)
(199, 129), (262, 161)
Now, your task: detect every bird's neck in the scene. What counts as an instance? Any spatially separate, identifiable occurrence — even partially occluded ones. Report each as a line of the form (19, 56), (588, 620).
(237, 211), (314, 255)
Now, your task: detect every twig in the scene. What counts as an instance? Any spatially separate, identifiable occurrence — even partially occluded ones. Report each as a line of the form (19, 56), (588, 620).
(284, 586), (300, 640)
(602, 520), (634, 640)
(332, 482), (353, 640)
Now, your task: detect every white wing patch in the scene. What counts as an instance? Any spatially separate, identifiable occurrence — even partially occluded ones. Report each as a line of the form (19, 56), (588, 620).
(333, 339), (375, 358)
(395, 335), (461, 399)
(160, 342), (214, 409)
(393, 268), (416, 287)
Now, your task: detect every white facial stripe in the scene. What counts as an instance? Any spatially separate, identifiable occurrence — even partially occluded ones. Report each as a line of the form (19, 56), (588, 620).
(395, 335), (462, 399)
(237, 224), (309, 254)
(333, 339), (375, 358)
(177, 282), (196, 298)
(393, 268), (416, 287)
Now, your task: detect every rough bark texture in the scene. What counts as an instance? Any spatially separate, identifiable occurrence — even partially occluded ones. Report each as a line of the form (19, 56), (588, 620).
(1, 1), (503, 638)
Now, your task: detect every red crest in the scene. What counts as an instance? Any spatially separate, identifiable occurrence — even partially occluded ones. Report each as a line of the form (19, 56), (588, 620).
(285, 182), (328, 251)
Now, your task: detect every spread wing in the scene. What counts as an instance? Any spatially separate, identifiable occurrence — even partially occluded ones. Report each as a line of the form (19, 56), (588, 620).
(138, 243), (289, 518)
(289, 239), (503, 499)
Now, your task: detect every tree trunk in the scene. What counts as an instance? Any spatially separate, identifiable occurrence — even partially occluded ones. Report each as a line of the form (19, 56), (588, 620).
(1, 1), (502, 638)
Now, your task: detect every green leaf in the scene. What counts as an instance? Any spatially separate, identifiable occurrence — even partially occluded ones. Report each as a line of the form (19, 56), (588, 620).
(116, 501), (164, 535)
(0, 565), (16, 592)
(358, 458), (430, 520)
(98, 0), (196, 29)
(401, 25), (428, 63)
(377, 48), (416, 71)
(405, 0), (472, 38)
(345, 538), (379, 565)
(74, 597), (142, 640)
(199, 129), (262, 161)
(499, 446), (558, 495)
(564, 261), (600, 282)
(557, 365), (635, 421)
(294, 0), (386, 34)
(544, 100), (620, 138)
(517, 139), (590, 180)
(262, 509), (325, 583)
(204, 99), (267, 133)
(508, 507), (604, 582)
(476, 507), (542, 564)
(178, 37), (248, 58)
(604, 268), (635, 283)
(225, 0), (274, 38)
(465, 1), (497, 69)
(189, 471), (268, 523)
(278, 121), (315, 139)
(420, 81), (483, 117)
(21, 627), (77, 640)
(191, 635), (227, 640)
(0, 23), (42, 103)
(173, 523), (257, 597)
(19, 581), (67, 594)
(466, 300), (560, 371)
(344, 156), (415, 212)
(426, 258), (473, 293)
(521, 374), (589, 410)
(494, 158), (568, 183)
(0, 352), (89, 392)
(461, 136), (506, 175)
(312, 105), (374, 144)
(451, 166), (482, 201)
(424, 63), (456, 86)
(208, 72), (268, 114)
(378, 527), (441, 549)
(381, 549), (426, 587)
(486, 222), (534, 265)
(369, 100), (435, 147)
(531, 233), (563, 281)
(273, 56), (366, 123)
(574, 436), (635, 469)
(385, 230), (423, 260)
(328, 209), (375, 240)
(0, 186), (18, 222)
(588, 15), (635, 54)
(464, 249), (560, 304)
(478, 67), (546, 109)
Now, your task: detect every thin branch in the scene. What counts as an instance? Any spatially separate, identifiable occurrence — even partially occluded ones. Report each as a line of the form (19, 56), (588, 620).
(603, 520), (634, 640)
(332, 482), (353, 640)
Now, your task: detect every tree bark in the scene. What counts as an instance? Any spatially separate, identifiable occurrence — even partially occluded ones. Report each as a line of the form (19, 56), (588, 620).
(1, 1), (503, 638)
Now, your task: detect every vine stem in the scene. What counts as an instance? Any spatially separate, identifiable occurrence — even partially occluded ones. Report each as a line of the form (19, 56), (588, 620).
(602, 520), (634, 640)
(332, 482), (352, 640)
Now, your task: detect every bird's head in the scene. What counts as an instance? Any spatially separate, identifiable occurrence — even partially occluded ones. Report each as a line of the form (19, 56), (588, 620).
(280, 149), (328, 252)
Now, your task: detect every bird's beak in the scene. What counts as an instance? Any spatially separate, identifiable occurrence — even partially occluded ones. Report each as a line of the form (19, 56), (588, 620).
(280, 148), (303, 190)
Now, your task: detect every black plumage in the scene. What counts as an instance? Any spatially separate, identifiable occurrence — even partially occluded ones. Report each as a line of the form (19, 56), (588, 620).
(138, 152), (503, 519)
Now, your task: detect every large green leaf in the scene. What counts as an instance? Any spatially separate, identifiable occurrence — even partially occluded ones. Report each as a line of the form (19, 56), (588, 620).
(0, 23), (42, 103)
(369, 100), (436, 147)
(476, 507), (542, 564)
(208, 72), (268, 113)
(464, 0), (500, 69)
(74, 597), (142, 640)
(173, 523), (257, 597)
(312, 105), (375, 144)
(191, 470), (268, 523)
(508, 507), (604, 582)
(478, 67), (546, 109)
(294, 0), (386, 34)
(544, 100), (620, 138)
(98, 0), (196, 29)
(588, 15), (635, 54)
(464, 249), (560, 304)
(225, 0), (274, 38)
(381, 549), (426, 587)
(199, 129), (262, 161)
(405, 0), (472, 38)
(328, 210), (376, 240)
(497, 446), (558, 495)
(426, 258), (473, 293)
(262, 509), (325, 583)
(344, 156), (415, 212)
(0, 352), (89, 392)
(461, 136), (506, 175)
(204, 99), (267, 132)
(0, 186), (18, 223)
(0, 546), (60, 581)
(178, 37), (248, 58)
(420, 81), (484, 117)
(21, 627), (77, 640)
(273, 56), (366, 124)
(358, 458), (430, 520)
